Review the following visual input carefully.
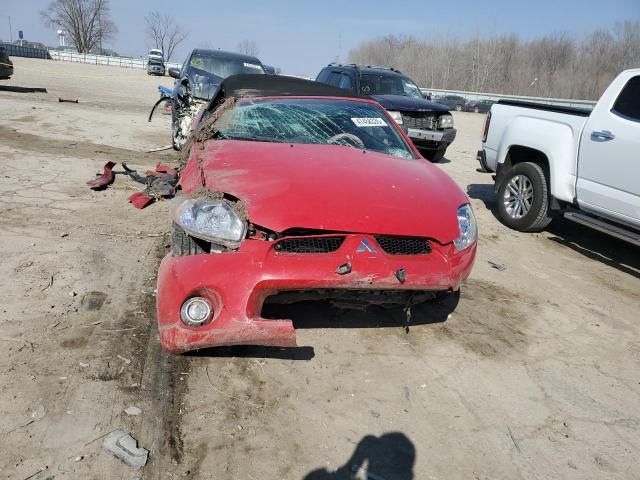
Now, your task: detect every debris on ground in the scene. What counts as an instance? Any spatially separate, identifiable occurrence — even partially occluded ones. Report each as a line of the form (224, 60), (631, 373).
(102, 429), (148, 469)
(146, 145), (173, 153)
(86, 161), (117, 190)
(124, 405), (143, 416)
(488, 260), (507, 271)
(117, 354), (131, 364)
(128, 192), (154, 209)
(41, 274), (54, 291)
(21, 466), (48, 480)
(86, 161), (178, 209)
(58, 98), (79, 103)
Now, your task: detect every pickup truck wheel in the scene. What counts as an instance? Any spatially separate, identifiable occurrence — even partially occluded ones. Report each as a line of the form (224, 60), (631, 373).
(496, 162), (552, 232)
(455, 104), (462, 111)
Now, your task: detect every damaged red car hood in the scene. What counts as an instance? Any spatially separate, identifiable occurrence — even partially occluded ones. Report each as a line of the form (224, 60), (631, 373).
(181, 140), (467, 244)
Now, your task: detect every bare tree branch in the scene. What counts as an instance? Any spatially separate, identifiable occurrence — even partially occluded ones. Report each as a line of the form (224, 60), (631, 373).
(144, 11), (187, 62)
(348, 22), (640, 100)
(236, 40), (259, 57)
(41, 0), (116, 53)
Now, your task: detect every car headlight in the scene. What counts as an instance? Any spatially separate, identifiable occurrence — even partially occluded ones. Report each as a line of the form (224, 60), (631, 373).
(438, 114), (454, 129)
(172, 198), (246, 247)
(387, 111), (403, 125)
(454, 204), (477, 251)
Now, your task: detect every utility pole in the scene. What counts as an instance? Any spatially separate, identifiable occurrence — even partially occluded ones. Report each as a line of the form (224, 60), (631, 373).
(8, 16), (12, 43)
(98, 11), (102, 53)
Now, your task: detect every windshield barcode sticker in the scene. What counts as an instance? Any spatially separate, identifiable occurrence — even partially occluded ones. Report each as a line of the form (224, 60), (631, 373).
(244, 63), (262, 69)
(351, 117), (387, 127)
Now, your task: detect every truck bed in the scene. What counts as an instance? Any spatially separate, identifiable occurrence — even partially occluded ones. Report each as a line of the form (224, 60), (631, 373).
(497, 100), (592, 117)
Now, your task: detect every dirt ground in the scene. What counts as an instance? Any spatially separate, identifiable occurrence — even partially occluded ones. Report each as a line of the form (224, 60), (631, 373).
(1, 58), (639, 480)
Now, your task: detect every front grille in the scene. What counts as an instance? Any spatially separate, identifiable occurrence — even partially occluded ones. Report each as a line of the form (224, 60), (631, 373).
(401, 112), (437, 130)
(374, 235), (432, 255)
(275, 236), (345, 253)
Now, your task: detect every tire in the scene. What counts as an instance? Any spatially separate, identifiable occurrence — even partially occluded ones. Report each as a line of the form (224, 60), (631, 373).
(478, 152), (490, 172)
(420, 146), (447, 163)
(474, 107), (479, 113)
(455, 104), (462, 111)
(172, 223), (208, 256)
(496, 162), (553, 232)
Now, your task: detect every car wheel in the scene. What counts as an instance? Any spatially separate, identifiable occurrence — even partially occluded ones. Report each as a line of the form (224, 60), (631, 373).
(420, 146), (446, 163)
(455, 104), (462, 111)
(496, 162), (552, 232)
(172, 223), (208, 256)
(474, 107), (479, 113)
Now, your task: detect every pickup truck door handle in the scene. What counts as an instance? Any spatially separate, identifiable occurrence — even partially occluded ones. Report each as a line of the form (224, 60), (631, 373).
(591, 130), (615, 142)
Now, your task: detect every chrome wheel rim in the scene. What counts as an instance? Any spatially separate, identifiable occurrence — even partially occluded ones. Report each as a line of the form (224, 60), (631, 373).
(503, 174), (533, 219)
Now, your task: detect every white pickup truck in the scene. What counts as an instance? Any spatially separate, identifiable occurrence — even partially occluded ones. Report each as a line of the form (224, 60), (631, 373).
(477, 69), (640, 246)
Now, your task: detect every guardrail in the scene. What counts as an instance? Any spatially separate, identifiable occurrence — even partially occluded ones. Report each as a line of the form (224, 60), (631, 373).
(421, 87), (596, 109)
(48, 50), (180, 73)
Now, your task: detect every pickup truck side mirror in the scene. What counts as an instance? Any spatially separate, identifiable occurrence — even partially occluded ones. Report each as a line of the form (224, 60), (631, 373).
(168, 67), (181, 79)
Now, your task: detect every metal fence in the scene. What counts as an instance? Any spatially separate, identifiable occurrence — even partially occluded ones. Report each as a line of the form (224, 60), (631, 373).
(48, 50), (181, 73)
(0, 43), (51, 59)
(5, 48), (601, 107)
(421, 87), (596, 110)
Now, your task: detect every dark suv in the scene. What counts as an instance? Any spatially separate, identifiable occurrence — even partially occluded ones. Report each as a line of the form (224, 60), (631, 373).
(168, 49), (266, 149)
(434, 95), (467, 111)
(316, 64), (456, 162)
(0, 46), (13, 79)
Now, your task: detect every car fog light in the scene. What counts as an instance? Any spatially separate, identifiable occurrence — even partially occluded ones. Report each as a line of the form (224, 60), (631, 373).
(180, 297), (212, 326)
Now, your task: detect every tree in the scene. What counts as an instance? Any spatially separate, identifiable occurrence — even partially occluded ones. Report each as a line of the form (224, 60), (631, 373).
(145, 11), (187, 62)
(236, 40), (259, 56)
(348, 22), (640, 100)
(42, 0), (116, 53)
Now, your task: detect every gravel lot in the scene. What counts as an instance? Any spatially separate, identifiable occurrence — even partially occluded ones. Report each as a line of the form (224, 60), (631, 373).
(1, 58), (639, 480)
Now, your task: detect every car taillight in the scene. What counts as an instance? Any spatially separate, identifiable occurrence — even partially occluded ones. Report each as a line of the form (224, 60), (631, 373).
(482, 111), (491, 143)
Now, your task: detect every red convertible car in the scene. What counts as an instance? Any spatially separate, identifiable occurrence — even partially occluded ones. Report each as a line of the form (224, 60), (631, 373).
(157, 75), (477, 353)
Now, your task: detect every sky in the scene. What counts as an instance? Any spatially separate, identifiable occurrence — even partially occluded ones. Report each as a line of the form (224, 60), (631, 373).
(2, 0), (639, 76)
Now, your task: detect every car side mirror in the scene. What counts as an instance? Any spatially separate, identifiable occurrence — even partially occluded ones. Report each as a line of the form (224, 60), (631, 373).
(168, 67), (181, 79)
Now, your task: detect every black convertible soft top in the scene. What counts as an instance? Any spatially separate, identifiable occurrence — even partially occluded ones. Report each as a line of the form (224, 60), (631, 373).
(205, 74), (363, 113)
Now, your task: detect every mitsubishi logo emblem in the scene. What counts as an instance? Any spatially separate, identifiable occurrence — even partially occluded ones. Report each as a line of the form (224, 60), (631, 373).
(356, 238), (377, 253)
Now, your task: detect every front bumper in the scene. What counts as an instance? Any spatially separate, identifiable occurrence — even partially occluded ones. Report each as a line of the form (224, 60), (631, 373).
(0, 65), (13, 78)
(408, 128), (457, 149)
(156, 234), (476, 353)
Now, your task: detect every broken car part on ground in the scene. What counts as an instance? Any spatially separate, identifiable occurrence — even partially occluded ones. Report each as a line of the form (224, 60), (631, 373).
(87, 161), (178, 209)
(156, 74), (477, 354)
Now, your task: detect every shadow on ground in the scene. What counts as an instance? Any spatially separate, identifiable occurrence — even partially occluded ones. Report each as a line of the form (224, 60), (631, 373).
(303, 432), (415, 479)
(547, 217), (640, 280)
(467, 183), (496, 212)
(0, 85), (48, 93)
(467, 181), (639, 279)
(187, 345), (316, 360)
